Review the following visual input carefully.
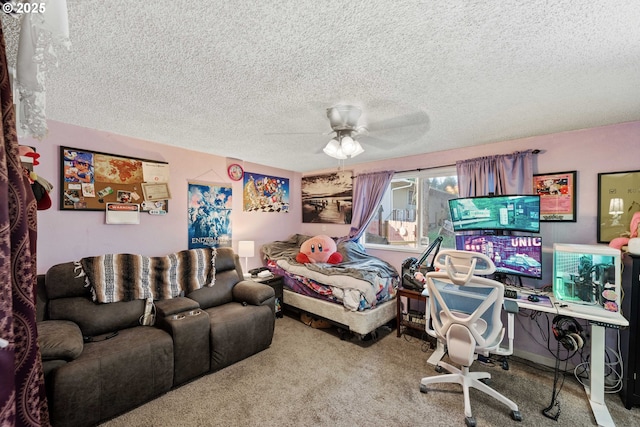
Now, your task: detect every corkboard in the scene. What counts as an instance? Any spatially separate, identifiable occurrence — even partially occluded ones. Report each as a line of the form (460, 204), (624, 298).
(60, 146), (169, 212)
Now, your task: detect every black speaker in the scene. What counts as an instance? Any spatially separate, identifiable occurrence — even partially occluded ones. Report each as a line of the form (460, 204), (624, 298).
(552, 315), (586, 351)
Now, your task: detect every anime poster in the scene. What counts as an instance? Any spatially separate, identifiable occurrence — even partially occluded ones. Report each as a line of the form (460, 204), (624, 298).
(242, 172), (289, 212)
(188, 181), (233, 249)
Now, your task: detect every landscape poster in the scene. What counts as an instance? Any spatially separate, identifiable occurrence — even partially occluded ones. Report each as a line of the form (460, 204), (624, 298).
(301, 171), (353, 224)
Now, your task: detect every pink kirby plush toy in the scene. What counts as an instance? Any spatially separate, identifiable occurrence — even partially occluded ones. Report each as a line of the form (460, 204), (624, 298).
(609, 211), (640, 250)
(296, 235), (343, 264)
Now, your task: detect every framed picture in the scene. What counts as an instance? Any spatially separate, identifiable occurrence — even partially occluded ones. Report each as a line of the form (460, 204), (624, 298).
(597, 170), (640, 243)
(533, 171), (577, 222)
(301, 171), (353, 224)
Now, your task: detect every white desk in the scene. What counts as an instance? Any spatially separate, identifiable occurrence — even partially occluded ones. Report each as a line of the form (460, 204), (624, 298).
(422, 289), (629, 427)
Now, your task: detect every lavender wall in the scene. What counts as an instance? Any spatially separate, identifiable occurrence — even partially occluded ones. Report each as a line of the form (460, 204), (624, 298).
(22, 121), (301, 274)
(302, 120), (640, 281)
(300, 120), (639, 363)
(23, 119), (639, 363)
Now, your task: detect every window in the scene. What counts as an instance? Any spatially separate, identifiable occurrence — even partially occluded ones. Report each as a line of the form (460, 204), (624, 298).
(363, 166), (459, 250)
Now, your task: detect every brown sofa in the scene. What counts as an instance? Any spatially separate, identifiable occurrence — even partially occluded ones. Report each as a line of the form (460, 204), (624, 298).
(37, 247), (275, 427)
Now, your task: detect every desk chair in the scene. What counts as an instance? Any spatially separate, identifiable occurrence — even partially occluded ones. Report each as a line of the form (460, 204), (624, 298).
(419, 250), (522, 427)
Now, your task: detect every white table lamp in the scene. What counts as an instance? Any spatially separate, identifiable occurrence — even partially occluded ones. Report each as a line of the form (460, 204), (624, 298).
(238, 240), (255, 278)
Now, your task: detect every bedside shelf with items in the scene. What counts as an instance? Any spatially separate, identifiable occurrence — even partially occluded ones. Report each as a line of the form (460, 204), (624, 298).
(251, 274), (284, 318)
(396, 288), (427, 337)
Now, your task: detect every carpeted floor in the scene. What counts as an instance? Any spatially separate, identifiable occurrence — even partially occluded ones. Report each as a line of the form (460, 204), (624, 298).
(101, 312), (640, 426)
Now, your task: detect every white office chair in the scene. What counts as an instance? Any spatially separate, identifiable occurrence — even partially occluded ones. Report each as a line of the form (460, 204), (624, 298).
(419, 250), (522, 427)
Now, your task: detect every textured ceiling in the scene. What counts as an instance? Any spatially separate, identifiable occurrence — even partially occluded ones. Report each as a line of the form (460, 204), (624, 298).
(3, 1), (640, 172)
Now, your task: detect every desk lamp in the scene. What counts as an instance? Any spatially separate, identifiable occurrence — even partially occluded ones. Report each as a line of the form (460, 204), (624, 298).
(609, 198), (624, 226)
(238, 241), (255, 278)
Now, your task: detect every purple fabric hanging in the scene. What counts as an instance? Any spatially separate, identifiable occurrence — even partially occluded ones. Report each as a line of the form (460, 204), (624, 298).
(456, 150), (534, 197)
(340, 170), (394, 243)
(0, 25), (50, 427)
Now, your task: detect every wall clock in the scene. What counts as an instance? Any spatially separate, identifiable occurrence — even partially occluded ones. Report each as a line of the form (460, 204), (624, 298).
(227, 163), (244, 181)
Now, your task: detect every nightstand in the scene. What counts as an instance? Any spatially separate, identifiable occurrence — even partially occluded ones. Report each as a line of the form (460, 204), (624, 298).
(251, 274), (284, 318)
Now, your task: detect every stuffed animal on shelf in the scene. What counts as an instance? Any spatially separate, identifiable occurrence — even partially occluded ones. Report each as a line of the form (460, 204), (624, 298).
(609, 211), (640, 251)
(19, 145), (53, 210)
(296, 234), (343, 264)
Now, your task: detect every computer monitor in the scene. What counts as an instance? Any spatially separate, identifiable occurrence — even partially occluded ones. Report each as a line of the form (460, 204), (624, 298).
(448, 195), (540, 233)
(455, 234), (543, 279)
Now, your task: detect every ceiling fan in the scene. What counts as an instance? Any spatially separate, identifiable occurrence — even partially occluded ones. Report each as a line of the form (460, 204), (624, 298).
(266, 104), (429, 160)
(325, 105), (431, 159)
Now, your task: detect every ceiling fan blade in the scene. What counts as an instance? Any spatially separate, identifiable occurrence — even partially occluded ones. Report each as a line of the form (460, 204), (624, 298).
(365, 111), (430, 133)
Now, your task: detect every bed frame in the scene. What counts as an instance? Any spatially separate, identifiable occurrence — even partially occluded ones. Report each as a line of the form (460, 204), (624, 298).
(282, 288), (397, 338)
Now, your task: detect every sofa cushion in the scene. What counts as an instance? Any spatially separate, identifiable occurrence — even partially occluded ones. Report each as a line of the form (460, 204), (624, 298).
(46, 326), (174, 427)
(187, 247), (241, 309)
(206, 302), (275, 371)
(45, 262), (92, 300)
(38, 320), (84, 361)
(48, 296), (144, 337)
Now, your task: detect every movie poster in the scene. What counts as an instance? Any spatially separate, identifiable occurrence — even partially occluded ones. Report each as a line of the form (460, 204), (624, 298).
(242, 172), (289, 212)
(188, 181), (232, 249)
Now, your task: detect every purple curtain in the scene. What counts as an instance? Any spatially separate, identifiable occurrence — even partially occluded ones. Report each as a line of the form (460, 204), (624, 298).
(456, 150), (534, 197)
(0, 26), (50, 427)
(340, 170), (394, 242)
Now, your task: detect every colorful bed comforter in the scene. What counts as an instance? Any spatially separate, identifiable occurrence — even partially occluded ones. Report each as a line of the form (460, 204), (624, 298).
(263, 234), (398, 311)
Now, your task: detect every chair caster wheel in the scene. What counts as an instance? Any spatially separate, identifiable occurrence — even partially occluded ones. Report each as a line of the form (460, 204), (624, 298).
(465, 416), (476, 427)
(435, 365), (445, 373)
(511, 410), (522, 421)
(419, 383), (428, 393)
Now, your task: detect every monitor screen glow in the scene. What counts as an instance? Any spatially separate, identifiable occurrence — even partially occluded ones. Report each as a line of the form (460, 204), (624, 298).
(448, 195), (540, 233)
(455, 234), (543, 279)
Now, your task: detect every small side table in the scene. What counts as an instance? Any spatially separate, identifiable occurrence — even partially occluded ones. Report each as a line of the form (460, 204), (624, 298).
(251, 275), (284, 318)
(396, 287), (427, 337)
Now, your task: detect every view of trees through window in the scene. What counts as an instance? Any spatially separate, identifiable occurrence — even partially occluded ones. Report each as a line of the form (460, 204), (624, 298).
(364, 167), (459, 250)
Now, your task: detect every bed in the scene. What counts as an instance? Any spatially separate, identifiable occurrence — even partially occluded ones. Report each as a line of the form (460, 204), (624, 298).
(262, 234), (399, 338)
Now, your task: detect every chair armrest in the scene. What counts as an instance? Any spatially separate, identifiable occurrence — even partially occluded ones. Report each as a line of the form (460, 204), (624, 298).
(232, 280), (275, 306)
(154, 297), (200, 318)
(37, 320), (84, 361)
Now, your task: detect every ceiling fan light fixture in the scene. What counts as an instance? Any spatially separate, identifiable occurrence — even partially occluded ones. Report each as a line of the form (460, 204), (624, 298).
(350, 140), (364, 157)
(341, 135), (356, 155)
(323, 138), (340, 156)
(333, 147), (347, 160)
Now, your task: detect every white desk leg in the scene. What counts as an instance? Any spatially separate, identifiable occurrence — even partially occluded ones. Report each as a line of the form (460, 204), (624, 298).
(587, 324), (615, 427)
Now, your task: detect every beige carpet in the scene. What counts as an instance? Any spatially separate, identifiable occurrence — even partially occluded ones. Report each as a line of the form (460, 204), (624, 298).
(101, 312), (640, 427)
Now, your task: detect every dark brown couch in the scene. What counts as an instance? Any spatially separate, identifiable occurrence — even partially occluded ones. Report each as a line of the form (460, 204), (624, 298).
(37, 247), (275, 427)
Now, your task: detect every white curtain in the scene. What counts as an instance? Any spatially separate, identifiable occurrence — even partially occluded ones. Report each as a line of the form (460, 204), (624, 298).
(12, 0), (70, 139)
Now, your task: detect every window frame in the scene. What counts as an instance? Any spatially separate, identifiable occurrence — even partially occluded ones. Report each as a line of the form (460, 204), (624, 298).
(362, 165), (458, 253)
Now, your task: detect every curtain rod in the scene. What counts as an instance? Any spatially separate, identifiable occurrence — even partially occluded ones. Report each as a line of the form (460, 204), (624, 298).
(352, 149), (540, 178)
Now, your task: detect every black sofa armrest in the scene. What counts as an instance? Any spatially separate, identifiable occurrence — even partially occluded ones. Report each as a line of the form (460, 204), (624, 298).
(37, 320), (84, 361)
(154, 297), (200, 318)
(232, 280), (275, 306)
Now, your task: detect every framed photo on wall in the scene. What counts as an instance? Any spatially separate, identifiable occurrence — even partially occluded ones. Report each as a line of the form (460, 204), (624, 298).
(597, 169), (640, 243)
(533, 171), (577, 222)
(301, 171), (353, 224)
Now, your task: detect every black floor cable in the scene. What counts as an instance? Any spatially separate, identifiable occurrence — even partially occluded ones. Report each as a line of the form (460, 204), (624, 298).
(542, 339), (565, 421)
